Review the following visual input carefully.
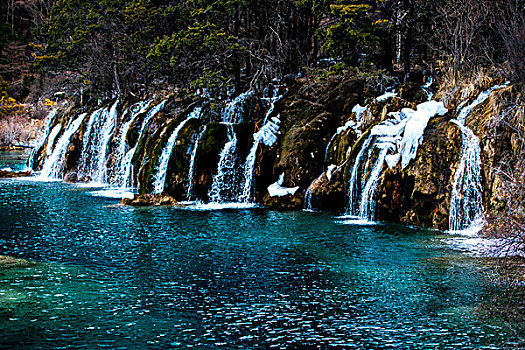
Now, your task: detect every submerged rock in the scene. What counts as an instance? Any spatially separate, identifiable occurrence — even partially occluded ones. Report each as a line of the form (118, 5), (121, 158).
(120, 193), (179, 206)
(0, 170), (31, 178)
(0, 255), (34, 269)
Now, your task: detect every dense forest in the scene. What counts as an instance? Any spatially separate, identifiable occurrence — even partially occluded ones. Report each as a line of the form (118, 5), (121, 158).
(0, 0), (523, 105)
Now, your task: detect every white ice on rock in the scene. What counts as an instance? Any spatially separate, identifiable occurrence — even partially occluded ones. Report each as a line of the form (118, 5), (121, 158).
(376, 91), (397, 102)
(399, 101), (448, 168)
(267, 173), (299, 197)
(346, 100), (447, 221)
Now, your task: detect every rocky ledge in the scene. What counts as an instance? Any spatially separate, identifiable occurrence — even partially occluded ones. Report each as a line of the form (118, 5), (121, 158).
(0, 255), (34, 269)
(0, 170), (31, 178)
(120, 193), (179, 206)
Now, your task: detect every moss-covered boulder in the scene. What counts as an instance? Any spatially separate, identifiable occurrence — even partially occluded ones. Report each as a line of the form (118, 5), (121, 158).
(263, 192), (304, 210)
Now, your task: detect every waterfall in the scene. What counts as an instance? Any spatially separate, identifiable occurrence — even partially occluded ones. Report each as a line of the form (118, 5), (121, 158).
(448, 83), (509, 232)
(449, 122), (485, 232)
(207, 91), (256, 203)
(94, 101), (119, 183)
(119, 99), (167, 188)
(46, 125), (62, 156)
(77, 100), (119, 183)
(186, 127), (207, 200)
(239, 95), (281, 203)
(306, 104), (366, 211)
(109, 100), (152, 187)
(208, 124), (239, 202)
(28, 108), (58, 170)
(39, 113), (87, 179)
(152, 107), (201, 194)
(345, 101), (447, 221)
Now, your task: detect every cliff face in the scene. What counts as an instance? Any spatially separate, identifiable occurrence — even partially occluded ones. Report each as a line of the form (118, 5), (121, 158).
(31, 74), (522, 232)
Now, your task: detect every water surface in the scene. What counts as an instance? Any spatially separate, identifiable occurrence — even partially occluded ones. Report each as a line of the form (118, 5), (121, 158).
(0, 179), (520, 349)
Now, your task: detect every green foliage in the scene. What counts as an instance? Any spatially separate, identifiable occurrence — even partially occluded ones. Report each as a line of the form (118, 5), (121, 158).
(323, 0), (392, 68)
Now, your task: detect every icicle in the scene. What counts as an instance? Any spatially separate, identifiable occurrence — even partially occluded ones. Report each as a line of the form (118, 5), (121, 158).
(152, 107), (201, 194)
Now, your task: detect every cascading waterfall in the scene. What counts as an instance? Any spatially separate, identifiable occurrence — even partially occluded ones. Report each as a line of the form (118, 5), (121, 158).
(306, 104), (367, 211)
(208, 124), (239, 202)
(109, 100), (152, 187)
(78, 101), (119, 183)
(39, 113), (87, 179)
(186, 127), (207, 200)
(28, 108), (58, 170)
(448, 83), (509, 232)
(208, 91), (253, 203)
(239, 96), (281, 203)
(95, 101), (119, 183)
(345, 101), (447, 221)
(46, 125), (62, 156)
(152, 107), (201, 194)
(119, 99), (167, 188)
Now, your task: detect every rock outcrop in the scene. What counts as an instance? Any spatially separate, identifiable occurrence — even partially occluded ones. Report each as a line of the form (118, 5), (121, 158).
(120, 193), (179, 206)
(31, 72), (522, 232)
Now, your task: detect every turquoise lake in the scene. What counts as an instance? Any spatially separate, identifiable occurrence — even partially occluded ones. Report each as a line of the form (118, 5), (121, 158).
(0, 154), (521, 349)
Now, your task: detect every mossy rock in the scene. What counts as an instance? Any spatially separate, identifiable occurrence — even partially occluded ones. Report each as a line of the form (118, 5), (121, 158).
(398, 82), (428, 104)
(0, 255), (34, 269)
(164, 118), (203, 199)
(192, 122), (229, 201)
(263, 192), (304, 210)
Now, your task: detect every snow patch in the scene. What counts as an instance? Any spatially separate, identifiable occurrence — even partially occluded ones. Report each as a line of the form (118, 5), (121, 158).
(267, 173), (299, 197)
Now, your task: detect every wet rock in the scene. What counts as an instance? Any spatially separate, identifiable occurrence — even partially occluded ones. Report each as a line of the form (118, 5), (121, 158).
(0, 170), (31, 178)
(398, 82), (428, 104)
(0, 255), (34, 269)
(120, 193), (179, 206)
(305, 168), (346, 211)
(64, 171), (91, 183)
(263, 192), (304, 210)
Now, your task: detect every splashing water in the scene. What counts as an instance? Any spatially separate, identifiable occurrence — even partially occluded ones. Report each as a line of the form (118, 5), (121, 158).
(119, 99), (168, 189)
(110, 100), (153, 187)
(152, 107), (201, 194)
(186, 127), (207, 200)
(346, 101), (447, 221)
(39, 113), (87, 179)
(449, 83), (509, 232)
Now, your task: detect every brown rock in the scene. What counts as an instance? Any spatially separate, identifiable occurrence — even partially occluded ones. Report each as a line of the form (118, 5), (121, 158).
(263, 192), (304, 210)
(120, 193), (179, 206)
(0, 255), (34, 269)
(0, 170), (31, 178)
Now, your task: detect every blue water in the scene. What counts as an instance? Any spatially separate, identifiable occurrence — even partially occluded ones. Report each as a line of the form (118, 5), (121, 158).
(0, 149), (31, 171)
(0, 178), (520, 349)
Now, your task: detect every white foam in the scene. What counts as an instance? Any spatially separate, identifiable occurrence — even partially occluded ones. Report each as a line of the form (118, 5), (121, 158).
(184, 202), (258, 211)
(90, 188), (135, 199)
(335, 215), (378, 226)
